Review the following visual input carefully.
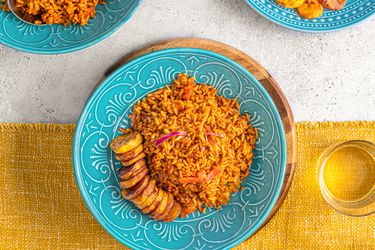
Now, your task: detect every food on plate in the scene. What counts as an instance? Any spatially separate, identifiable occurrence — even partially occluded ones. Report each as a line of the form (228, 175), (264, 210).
(0, 0), (105, 25)
(119, 166), (149, 189)
(276, 0), (347, 19)
(319, 0), (346, 10)
(111, 131), (143, 154)
(153, 192), (174, 220)
(121, 175), (150, 200)
(118, 159), (147, 180)
(120, 152), (146, 167)
(116, 144), (144, 162)
(148, 191), (170, 219)
(163, 201), (182, 222)
(111, 131), (181, 222)
(110, 73), (258, 221)
(0, 0), (9, 11)
(141, 189), (164, 214)
(277, 0), (305, 8)
(297, 0), (324, 19)
(132, 74), (258, 217)
(131, 179), (157, 207)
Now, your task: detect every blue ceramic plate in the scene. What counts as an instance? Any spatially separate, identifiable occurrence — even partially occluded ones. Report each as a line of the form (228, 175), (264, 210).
(73, 48), (287, 249)
(245, 0), (375, 32)
(0, 0), (142, 54)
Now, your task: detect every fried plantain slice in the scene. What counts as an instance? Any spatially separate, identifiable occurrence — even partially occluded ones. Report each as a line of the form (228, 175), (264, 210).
(149, 190), (169, 219)
(121, 175), (150, 200)
(115, 144), (144, 162)
(119, 167), (149, 189)
(141, 189), (164, 214)
(318, 0), (346, 10)
(135, 189), (158, 209)
(163, 200), (182, 222)
(118, 159), (147, 180)
(121, 152), (146, 167)
(297, 0), (324, 19)
(154, 192), (174, 221)
(131, 179), (157, 206)
(110, 131), (143, 154)
(277, 0), (304, 8)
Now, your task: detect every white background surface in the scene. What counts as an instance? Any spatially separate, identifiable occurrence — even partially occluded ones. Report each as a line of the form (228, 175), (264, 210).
(0, 0), (374, 123)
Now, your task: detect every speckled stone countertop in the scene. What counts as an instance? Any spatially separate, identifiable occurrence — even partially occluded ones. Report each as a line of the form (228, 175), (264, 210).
(1, 0), (374, 123)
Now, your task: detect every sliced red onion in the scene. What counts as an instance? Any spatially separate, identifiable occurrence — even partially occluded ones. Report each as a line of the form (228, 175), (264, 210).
(155, 131), (187, 147)
(130, 114), (134, 128)
(204, 132), (224, 138)
(207, 135), (216, 145)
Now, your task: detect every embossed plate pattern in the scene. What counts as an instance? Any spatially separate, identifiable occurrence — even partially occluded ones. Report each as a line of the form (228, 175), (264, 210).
(245, 0), (375, 32)
(73, 48), (287, 249)
(0, 0), (142, 54)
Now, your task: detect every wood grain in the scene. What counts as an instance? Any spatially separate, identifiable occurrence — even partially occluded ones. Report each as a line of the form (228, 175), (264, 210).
(100, 38), (297, 235)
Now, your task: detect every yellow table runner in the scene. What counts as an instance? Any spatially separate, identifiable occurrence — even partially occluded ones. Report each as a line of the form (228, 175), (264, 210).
(0, 122), (374, 249)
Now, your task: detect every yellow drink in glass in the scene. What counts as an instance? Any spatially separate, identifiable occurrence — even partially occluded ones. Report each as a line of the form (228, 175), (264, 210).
(317, 140), (375, 216)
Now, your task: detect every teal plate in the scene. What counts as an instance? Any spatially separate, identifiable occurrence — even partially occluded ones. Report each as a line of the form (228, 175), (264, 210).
(245, 0), (375, 32)
(0, 0), (142, 54)
(73, 48), (287, 249)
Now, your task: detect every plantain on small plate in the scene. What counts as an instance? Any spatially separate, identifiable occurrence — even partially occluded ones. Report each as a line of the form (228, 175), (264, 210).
(319, 0), (346, 10)
(276, 0), (348, 20)
(297, 0), (324, 19)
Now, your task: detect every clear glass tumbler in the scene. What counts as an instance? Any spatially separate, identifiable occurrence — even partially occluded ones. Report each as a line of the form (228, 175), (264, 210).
(317, 140), (375, 216)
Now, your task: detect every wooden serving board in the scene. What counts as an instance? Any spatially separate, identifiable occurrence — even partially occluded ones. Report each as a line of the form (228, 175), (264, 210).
(99, 38), (296, 236)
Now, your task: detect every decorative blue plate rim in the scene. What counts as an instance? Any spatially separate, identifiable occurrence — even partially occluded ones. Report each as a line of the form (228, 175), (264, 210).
(244, 0), (375, 33)
(73, 47), (287, 249)
(0, 0), (142, 54)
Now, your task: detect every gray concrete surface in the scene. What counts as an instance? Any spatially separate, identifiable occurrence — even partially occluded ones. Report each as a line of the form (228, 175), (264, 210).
(1, 0), (374, 123)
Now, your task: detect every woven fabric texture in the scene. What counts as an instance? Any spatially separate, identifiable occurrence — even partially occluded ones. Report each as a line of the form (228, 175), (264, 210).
(0, 122), (374, 249)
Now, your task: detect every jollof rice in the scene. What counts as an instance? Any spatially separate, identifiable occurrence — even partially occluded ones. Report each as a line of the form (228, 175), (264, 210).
(0, 0), (105, 25)
(132, 73), (258, 217)
(0, 0), (9, 11)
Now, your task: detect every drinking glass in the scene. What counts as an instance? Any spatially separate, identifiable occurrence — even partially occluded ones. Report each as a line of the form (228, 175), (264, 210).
(317, 140), (375, 216)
